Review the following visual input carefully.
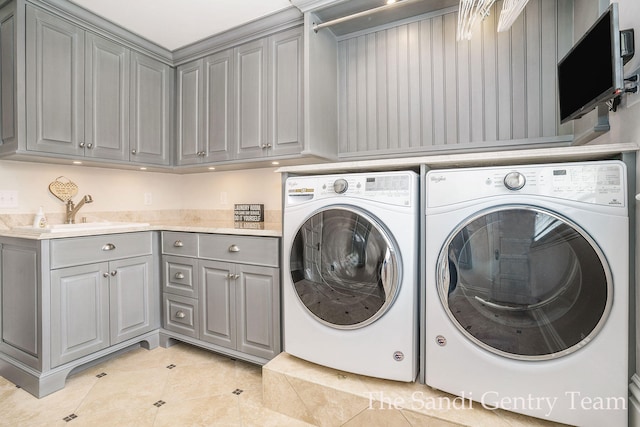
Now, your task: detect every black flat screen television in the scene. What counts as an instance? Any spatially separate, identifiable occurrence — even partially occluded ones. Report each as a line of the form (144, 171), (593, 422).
(557, 3), (624, 123)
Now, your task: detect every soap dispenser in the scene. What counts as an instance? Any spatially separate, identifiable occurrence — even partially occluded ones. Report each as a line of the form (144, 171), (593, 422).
(33, 206), (47, 228)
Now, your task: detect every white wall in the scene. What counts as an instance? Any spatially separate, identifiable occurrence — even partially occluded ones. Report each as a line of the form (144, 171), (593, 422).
(0, 160), (282, 216)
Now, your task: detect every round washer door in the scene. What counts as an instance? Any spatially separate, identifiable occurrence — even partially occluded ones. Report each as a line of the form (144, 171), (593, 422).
(289, 206), (401, 329)
(437, 206), (612, 360)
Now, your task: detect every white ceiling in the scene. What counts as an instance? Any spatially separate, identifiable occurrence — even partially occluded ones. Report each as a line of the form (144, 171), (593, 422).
(69, 0), (295, 51)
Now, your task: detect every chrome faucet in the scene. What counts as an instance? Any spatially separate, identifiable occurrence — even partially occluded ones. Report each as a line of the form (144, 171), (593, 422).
(66, 195), (93, 224)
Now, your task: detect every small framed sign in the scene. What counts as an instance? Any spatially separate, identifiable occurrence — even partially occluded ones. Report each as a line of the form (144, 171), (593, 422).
(234, 204), (264, 222)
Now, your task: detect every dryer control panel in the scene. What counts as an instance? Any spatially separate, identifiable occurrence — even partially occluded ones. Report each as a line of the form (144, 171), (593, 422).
(427, 161), (627, 208)
(286, 172), (416, 207)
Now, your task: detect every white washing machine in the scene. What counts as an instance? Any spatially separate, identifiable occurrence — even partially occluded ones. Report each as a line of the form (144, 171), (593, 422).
(283, 171), (418, 382)
(423, 161), (629, 426)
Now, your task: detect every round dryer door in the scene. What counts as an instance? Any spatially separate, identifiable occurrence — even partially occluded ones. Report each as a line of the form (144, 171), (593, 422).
(289, 207), (401, 329)
(437, 206), (612, 360)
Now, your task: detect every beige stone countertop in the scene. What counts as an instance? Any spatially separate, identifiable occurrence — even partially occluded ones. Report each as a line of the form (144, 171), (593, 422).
(0, 220), (282, 240)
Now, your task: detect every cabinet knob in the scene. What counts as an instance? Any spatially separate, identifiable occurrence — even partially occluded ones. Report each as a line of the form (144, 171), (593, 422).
(175, 272), (185, 280)
(227, 273), (240, 280)
(234, 274), (240, 280)
(102, 243), (116, 251)
(79, 142), (86, 148)
(173, 240), (184, 247)
(103, 272), (109, 278)
(110, 270), (117, 276)
(228, 244), (240, 253)
(131, 149), (137, 155)
(175, 311), (186, 319)
(87, 143), (94, 149)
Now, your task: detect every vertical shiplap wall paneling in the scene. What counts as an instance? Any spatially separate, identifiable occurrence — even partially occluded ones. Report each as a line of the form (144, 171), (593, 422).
(337, 0), (564, 157)
(419, 19), (434, 148)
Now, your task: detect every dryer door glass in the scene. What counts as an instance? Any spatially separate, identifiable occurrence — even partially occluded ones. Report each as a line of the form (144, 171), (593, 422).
(438, 207), (612, 360)
(290, 207), (400, 329)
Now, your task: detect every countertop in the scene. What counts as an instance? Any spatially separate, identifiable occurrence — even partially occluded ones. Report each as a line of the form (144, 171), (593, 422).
(0, 220), (282, 240)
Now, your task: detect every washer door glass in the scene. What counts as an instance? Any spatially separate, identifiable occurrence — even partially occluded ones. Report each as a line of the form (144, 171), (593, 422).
(290, 207), (400, 329)
(438, 207), (612, 360)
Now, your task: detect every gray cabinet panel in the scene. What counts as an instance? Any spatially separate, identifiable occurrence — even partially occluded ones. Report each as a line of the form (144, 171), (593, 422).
(269, 27), (303, 156)
(199, 260), (235, 349)
(1, 10), (16, 146)
(236, 264), (279, 360)
(177, 59), (204, 165)
(338, 0), (567, 156)
(26, 5), (84, 155)
(109, 255), (155, 344)
(1, 243), (38, 360)
(130, 52), (172, 165)
(162, 231), (198, 257)
(204, 50), (234, 162)
(85, 33), (130, 160)
(198, 234), (279, 266)
(235, 39), (266, 160)
(164, 293), (198, 338)
(50, 263), (110, 367)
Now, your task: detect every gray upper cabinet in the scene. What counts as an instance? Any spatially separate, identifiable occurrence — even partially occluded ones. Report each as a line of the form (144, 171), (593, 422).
(18, 4), (172, 166)
(235, 27), (303, 160)
(26, 5), (84, 156)
(177, 50), (234, 165)
(129, 52), (172, 165)
(0, 5), (16, 148)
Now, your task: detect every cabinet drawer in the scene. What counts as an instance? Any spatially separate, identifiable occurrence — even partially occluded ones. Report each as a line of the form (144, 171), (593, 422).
(50, 232), (153, 269)
(163, 255), (198, 298)
(199, 234), (279, 267)
(163, 294), (199, 338)
(162, 232), (198, 257)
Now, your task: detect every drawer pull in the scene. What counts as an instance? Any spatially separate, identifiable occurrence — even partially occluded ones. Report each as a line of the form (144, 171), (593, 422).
(228, 244), (240, 253)
(174, 240), (184, 247)
(102, 243), (116, 251)
(175, 272), (185, 280)
(175, 311), (186, 319)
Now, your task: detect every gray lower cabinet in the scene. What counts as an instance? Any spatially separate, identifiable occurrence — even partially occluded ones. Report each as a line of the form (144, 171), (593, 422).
(0, 232), (159, 398)
(160, 232), (281, 364)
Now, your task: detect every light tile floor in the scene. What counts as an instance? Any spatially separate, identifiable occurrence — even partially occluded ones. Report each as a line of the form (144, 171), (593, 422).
(0, 343), (313, 427)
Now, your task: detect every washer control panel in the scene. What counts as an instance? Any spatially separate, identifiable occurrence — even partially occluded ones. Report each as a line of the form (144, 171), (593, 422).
(286, 172), (416, 207)
(427, 161), (626, 208)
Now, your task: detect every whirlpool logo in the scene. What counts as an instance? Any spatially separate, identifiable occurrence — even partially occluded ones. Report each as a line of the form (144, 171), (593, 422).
(429, 175), (446, 183)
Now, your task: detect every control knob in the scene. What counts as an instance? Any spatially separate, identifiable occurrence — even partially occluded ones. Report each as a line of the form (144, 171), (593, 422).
(333, 178), (348, 194)
(503, 171), (526, 191)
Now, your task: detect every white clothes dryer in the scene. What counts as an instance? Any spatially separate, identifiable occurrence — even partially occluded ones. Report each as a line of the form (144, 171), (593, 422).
(283, 171), (418, 382)
(423, 161), (629, 426)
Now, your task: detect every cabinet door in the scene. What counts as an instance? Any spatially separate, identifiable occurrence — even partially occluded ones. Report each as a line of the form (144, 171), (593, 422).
(236, 264), (280, 360)
(268, 27), (303, 157)
(234, 38), (267, 160)
(199, 260), (236, 349)
(109, 255), (156, 344)
(176, 59), (205, 165)
(26, 5), (84, 156)
(85, 33), (130, 161)
(130, 52), (172, 165)
(0, 7), (16, 148)
(51, 263), (109, 368)
(204, 49), (234, 162)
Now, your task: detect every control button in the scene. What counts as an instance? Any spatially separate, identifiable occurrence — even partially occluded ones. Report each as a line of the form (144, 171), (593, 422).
(503, 171), (526, 190)
(333, 178), (348, 194)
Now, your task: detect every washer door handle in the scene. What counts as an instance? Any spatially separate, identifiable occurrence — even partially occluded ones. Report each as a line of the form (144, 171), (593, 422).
(380, 248), (398, 298)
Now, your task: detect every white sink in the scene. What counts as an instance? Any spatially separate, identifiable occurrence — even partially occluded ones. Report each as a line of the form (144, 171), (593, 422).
(14, 222), (150, 233)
